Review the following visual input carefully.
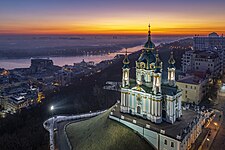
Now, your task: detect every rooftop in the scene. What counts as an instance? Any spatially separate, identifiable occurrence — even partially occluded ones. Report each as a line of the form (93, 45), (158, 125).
(177, 75), (205, 85)
(194, 51), (219, 59)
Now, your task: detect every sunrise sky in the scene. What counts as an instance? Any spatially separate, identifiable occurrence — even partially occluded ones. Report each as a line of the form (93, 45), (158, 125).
(0, 0), (225, 35)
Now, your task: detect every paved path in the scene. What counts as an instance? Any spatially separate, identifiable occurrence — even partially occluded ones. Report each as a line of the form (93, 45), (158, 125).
(43, 110), (107, 150)
(56, 121), (71, 150)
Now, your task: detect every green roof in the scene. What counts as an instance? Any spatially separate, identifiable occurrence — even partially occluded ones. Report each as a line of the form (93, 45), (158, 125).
(161, 83), (180, 96)
(144, 40), (155, 49)
(129, 79), (153, 93)
(137, 50), (156, 70)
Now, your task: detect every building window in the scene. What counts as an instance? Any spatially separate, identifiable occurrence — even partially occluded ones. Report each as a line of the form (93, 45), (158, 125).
(171, 142), (174, 147)
(164, 140), (167, 145)
(185, 85), (188, 88)
(185, 91), (187, 94)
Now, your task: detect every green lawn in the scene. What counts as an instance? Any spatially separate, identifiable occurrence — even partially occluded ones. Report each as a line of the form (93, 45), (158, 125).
(66, 110), (154, 150)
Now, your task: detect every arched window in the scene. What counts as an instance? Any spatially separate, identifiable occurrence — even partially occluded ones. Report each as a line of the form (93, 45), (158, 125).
(164, 140), (167, 145)
(137, 106), (141, 114)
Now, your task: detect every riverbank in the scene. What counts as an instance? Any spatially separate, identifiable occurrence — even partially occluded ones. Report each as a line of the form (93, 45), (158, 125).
(0, 45), (143, 70)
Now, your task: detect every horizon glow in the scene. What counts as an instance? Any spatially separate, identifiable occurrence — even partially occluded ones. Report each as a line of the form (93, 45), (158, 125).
(0, 0), (225, 36)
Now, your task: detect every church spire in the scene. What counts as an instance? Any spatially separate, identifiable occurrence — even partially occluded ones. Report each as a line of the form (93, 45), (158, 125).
(148, 24), (151, 41)
(123, 48), (130, 68)
(153, 50), (162, 94)
(168, 51), (175, 68)
(168, 51), (176, 86)
(122, 48), (130, 87)
(144, 24), (155, 50)
(155, 50), (161, 71)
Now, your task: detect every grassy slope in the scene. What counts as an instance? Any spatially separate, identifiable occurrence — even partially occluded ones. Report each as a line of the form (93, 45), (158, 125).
(66, 110), (154, 150)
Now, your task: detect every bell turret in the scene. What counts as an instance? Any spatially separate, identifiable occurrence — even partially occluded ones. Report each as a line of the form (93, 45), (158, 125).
(122, 49), (130, 87)
(168, 51), (176, 86)
(153, 51), (162, 94)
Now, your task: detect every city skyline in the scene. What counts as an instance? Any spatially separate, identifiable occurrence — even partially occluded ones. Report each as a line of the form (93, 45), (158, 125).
(0, 0), (225, 35)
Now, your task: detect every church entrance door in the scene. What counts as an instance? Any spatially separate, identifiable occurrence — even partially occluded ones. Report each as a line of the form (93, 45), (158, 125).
(137, 106), (141, 114)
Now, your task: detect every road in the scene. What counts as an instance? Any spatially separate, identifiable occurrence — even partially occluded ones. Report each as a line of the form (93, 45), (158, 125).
(210, 94), (225, 150)
(56, 119), (86, 150)
(56, 121), (71, 150)
(43, 110), (107, 150)
(201, 110), (222, 150)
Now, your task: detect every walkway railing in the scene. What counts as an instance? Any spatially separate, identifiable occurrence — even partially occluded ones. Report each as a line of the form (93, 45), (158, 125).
(43, 110), (107, 150)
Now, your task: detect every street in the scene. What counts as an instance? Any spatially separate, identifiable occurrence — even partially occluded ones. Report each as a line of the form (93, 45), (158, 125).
(210, 94), (225, 150)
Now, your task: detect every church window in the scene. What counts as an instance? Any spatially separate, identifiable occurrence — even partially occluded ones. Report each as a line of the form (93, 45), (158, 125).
(164, 140), (167, 145)
(171, 142), (174, 147)
(137, 95), (141, 105)
(141, 75), (145, 82)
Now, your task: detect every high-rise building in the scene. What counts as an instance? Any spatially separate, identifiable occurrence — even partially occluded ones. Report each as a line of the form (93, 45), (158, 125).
(193, 32), (225, 51)
(181, 50), (222, 76)
(192, 32), (225, 72)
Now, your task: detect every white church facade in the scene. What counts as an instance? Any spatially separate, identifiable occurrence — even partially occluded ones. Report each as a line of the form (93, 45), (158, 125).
(120, 25), (182, 124)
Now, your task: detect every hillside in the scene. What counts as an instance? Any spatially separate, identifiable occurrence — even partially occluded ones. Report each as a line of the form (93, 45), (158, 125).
(66, 110), (154, 150)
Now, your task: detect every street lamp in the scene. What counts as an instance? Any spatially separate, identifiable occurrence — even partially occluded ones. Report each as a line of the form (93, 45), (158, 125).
(50, 105), (54, 111)
(206, 138), (210, 147)
(49, 105), (55, 150)
(50, 105), (54, 118)
(214, 122), (218, 130)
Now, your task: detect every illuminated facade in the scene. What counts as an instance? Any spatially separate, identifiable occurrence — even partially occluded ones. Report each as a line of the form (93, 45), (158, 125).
(120, 25), (182, 124)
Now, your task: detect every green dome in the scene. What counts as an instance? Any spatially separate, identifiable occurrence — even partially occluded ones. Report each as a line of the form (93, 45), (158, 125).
(138, 50), (156, 63)
(137, 50), (156, 69)
(144, 40), (155, 49)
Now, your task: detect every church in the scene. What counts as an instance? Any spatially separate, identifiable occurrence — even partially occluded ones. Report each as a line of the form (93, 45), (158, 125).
(120, 25), (182, 124)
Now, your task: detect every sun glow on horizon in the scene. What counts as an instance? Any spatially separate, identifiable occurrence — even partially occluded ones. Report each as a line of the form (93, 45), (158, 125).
(0, 1), (225, 36)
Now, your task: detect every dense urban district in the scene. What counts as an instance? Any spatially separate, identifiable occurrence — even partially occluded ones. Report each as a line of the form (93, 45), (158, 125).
(0, 29), (225, 150)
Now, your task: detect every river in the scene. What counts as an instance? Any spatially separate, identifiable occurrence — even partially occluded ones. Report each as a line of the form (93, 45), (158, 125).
(0, 45), (144, 70)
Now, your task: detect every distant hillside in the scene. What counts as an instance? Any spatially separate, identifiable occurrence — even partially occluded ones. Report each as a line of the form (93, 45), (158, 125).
(66, 110), (154, 150)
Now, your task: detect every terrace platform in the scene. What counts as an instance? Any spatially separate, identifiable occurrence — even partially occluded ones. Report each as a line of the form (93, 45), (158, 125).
(110, 102), (200, 141)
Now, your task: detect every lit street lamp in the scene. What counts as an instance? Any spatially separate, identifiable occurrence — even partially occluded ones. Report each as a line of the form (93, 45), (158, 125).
(49, 105), (55, 150)
(50, 105), (54, 111)
(207, 138), (210, 147)
(214, 122), (218, 130)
